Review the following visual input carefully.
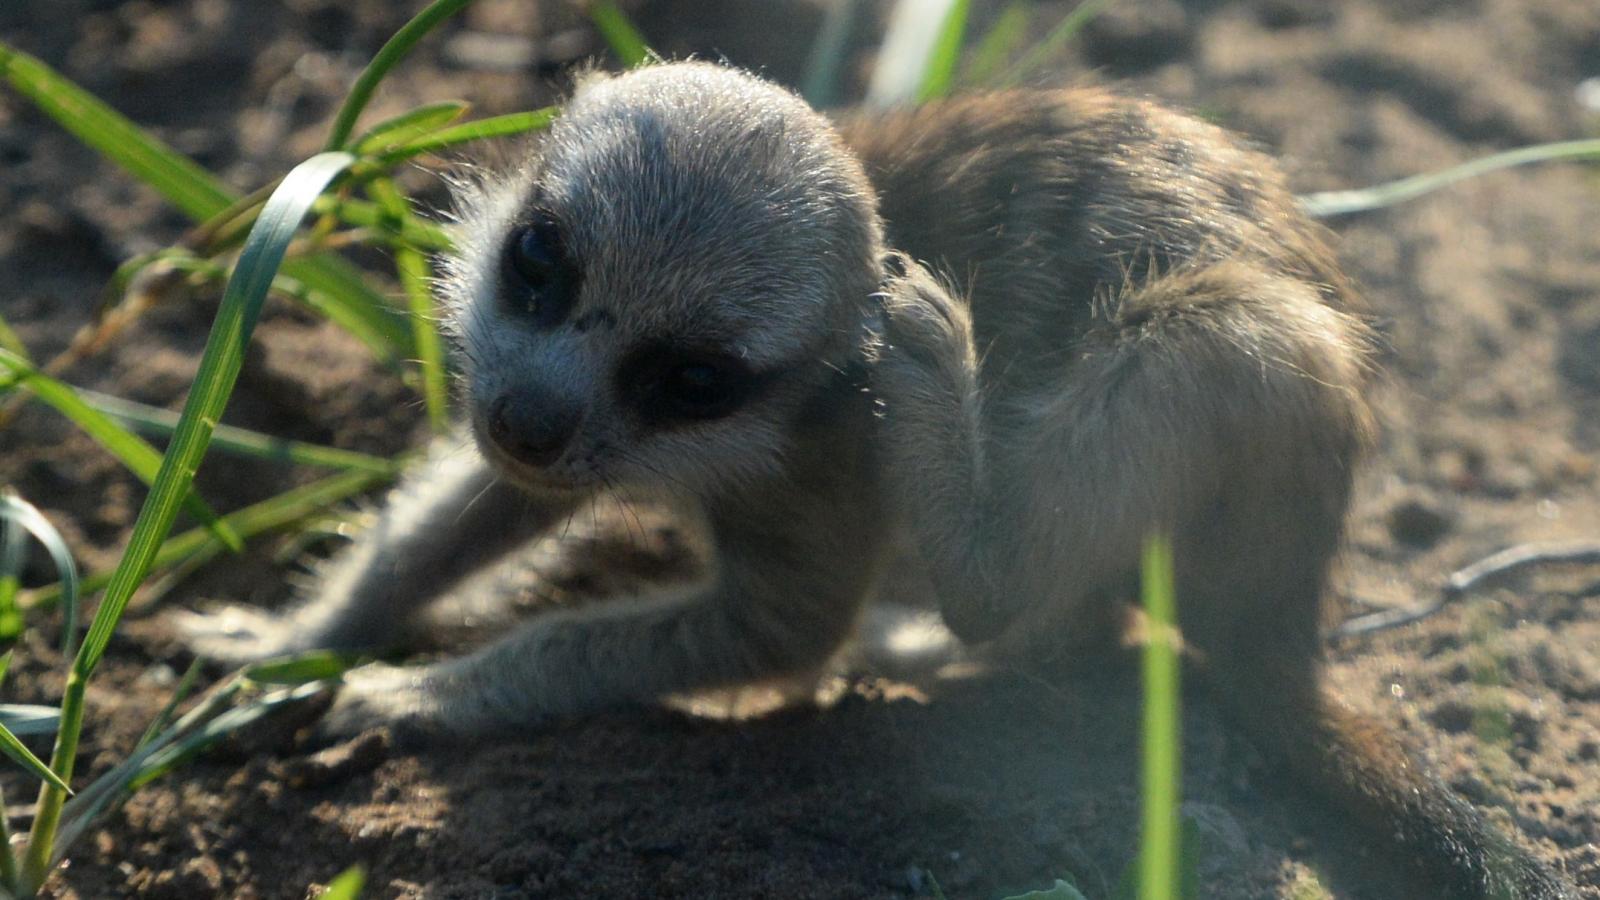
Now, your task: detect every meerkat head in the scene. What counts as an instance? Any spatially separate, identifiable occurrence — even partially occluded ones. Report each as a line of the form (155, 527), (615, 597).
(441, 62), (885, 499)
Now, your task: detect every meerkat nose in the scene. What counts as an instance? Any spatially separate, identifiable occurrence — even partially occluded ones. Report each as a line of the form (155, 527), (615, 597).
(486, 391), (581, 469)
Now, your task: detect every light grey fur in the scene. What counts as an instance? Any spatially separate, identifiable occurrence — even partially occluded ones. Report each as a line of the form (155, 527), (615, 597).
(185, 63), (888, 737)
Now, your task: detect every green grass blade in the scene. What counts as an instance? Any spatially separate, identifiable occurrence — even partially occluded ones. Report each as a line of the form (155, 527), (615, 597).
(801, 0), (865, 108)
(0, 41), (233, 219)
(0, 311), (24, 357)
(587, 0), (652, 67)
(127, 682), (326, 789)
(0, 718), (71, 793)
(1139, 534), (1180, 900)
(20, 152), (357, 891)
(992, 0), (1111, 89)
(0, 350), (243, 554)
(324, 197), (454, 252)
(368, 178), (450, 433)
(50, 675), (248, 865)
(280, 256), (415, 364)
(75, 150), (357, 674)
(324, 0), (475, 151)
(377, 107), (560, 164)
(0, 493), (80, 656)
(1299, 138), (1600, 217)
(81, 389), (399, 474)
(320, 866), (366, 900)
(352, 101), (469, 155)
(916, 0), (971, 103)
(0, 706), (61, 738)
(134, 659), (203, 752)
(869, 0), (960, 106)
(244, 651), (361, 685)
(20, 466), (395, 613)
(964, 2), (1030, 85)
(109, 253), (415, 367)
(0, 509), (24, 642)
(0, 41), (412, 369)
(0, 776), (15, 890)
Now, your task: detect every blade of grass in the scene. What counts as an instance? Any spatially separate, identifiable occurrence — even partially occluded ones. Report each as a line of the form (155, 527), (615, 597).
(27, 657), (200, 877)
(50, 674), (250, 864)
(0, 350), (243, 554)
(0, 779), (14, 890)
(21, 466), (397, 613)
(0, 653), (13, 894)
(110, 253), (415, 367)
(0, 719), (71, 794)
(587, 0), (652, 67)
(134, 659), (203, 752)
(1139, 534), (1180, 900)
(916, 0), (970, 103)
(868, 0), (959, 107)
(280, 257), (415, 364)
(352, 101), (468, 155)
(19, 151), (358, 892)
(323, 0), (476, 151)
(126, 682), (327, 790)
(367, 178), (450, 433)
(81, 389), (399, 474)
(0, 42), (233, 220)
(375, 107), (559, 164)
(991, 0), (1111, 89)
(1, 42), (412, 368)
(320, 866), (367, 900)
(244, 651), (361, 686)
(0, 707), (60, 738)
(0, 311), (24, 357)
(1299, 138), (1600, 217)
(323, 197), (453, 252)
(801, 0), (865, 108)
(0, 493), (80, 657)
(0, 505), (24, 642)
(964, 1), (1030, 86)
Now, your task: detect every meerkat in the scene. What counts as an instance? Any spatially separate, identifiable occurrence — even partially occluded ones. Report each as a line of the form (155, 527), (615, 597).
(180, 62), (1577, 898)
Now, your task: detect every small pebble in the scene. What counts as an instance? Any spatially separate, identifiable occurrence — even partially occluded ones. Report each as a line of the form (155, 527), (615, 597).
(1386, 494), (1455, 548)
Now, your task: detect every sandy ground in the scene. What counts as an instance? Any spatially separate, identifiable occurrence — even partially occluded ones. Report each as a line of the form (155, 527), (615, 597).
(2, 0), (1600, 897)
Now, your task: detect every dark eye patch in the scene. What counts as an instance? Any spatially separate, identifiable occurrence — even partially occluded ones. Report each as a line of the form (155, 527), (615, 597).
(615, 341), (779, 426)
(500, 210), (581, 329)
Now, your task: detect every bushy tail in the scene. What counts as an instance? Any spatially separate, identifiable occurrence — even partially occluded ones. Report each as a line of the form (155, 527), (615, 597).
(1209, 651), (1576, 900)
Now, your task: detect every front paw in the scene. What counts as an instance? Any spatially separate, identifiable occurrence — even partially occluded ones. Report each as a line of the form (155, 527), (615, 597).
(174, 605), (310, 666)
(873, 252), (974, 373)
(310, 664), (441, 748)
(870, 254), (981, 440)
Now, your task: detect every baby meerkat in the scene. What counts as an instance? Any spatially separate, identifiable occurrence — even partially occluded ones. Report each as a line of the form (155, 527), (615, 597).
(183, 63), (1575, 898)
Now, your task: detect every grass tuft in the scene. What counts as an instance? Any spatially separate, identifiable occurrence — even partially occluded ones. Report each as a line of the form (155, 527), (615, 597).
(1139, 535), (1181, 900)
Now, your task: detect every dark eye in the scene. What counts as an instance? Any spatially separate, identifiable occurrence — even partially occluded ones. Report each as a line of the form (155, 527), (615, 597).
(508, 221), (560, 288)
(501, 213), (579, 327)
(662, 362), (735, 418)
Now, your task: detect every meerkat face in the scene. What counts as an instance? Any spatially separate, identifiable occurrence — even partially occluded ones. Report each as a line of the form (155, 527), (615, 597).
(441, 63), (884, 499)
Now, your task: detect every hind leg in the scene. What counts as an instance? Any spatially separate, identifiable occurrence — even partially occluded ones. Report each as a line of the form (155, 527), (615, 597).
(871, 255), (1373, 647)
(874, 257), (1572, 897)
